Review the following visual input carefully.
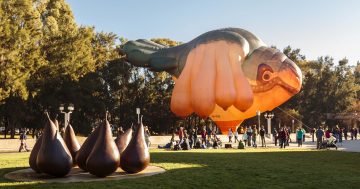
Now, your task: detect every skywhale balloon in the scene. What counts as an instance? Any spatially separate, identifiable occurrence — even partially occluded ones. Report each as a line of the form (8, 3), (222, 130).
(122, 28), (302, 134)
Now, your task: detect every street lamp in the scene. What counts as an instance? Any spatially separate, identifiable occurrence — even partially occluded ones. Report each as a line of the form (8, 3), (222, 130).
(136, 108), (140, 124)
(264, 112), (274, 139)
(256, 110), (261, 143)
(59, 103), (74, 129)
(292, 119), (295, 132)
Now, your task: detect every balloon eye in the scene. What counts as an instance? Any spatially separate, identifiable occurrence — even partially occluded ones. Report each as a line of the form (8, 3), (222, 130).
(262, 71), (272, 81)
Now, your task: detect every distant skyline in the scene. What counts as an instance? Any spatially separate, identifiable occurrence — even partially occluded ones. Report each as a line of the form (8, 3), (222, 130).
(66, 0), (360, 65)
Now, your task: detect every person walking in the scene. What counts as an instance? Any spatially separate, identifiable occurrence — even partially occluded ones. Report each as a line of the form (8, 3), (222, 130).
(19, 130), (30, 152)
(344, 127), (348, 140)
(228, 128), (233, 143)
(259, 126), (266, 147)
(296, 127), (304, 147)
(316, 126), (325, 149)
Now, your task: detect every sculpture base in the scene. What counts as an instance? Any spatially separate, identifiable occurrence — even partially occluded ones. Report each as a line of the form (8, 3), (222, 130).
(4, 166), (165, 183)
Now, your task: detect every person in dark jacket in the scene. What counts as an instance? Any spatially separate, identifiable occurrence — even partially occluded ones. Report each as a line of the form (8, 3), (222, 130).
(278, 127), (286, 148)
(273, 128), (278, 146)
(316, 126), (325, 149)
(259, 126), (266, 147)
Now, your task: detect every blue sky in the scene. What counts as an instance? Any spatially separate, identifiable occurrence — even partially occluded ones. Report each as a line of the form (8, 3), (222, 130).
(66, 0), (360, 65)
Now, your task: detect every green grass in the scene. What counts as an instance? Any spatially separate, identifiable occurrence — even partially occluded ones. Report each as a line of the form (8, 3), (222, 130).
(1, 148), (360, 189)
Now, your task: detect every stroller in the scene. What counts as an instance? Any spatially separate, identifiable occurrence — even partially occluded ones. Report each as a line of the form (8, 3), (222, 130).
(320, 136), (338, 150)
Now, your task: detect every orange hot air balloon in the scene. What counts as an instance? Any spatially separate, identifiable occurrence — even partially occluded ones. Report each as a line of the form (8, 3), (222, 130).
(122, 28), (302, 134)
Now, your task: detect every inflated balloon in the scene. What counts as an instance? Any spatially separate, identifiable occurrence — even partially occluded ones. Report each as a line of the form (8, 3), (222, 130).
(122, 28), (302, 133)
(75, 125), (101, 171)
(120, 123), (150, 173)
(115, 128), (133, 155)
(86, 116), (120, 177)
(29, 135), (42, 173)
(64, 124), (80, 165)
(36, 113), (72, 177)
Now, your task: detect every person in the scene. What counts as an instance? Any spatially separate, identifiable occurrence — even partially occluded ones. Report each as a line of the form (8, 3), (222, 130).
(242, 128), (248, 146)
(339, 127), (343, 146)
(206, 125), (212, 141)
(188, 128), (194, 149)
(180, 130), (191, 150)
(252, 127), (257, 148)
(228, 128), (233, 143)
(344, 127), (348, 140)
(311, 128), (316, 142)
(19, 130), (30, 152)
(273, 128), (278, 146)
(246, 126), (253, 147)
(301, 128), (306, 142)
(354, 127), (358, 140)
(296, 127), (304, 147)
(178, 126), (184, 142)
(350, 127), (354, 140)
(201, 127), (207, 145)
(278, 127), (286, 149)
(259, 126), (266, 147)
(316, 126), (325, 149)
(234, 129), (239, 143)
(325, 128), (331, 141)
(332, 125), (340, 143)
(144, 126), (151, 147)
(285, 127), (290, 146)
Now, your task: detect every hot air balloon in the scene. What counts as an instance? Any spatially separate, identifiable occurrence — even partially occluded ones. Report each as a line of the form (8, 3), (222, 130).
(122, 28), (302, 134)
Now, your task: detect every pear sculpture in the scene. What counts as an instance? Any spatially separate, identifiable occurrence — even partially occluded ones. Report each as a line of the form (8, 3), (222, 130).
(29, 135), (43, 173)
(86, 115), (120, 177)
(64, 123), (81, 166)
(120, 123), (150, 173)
(115, 128), (133, 155)
(36, 113), (73, 177)
(75, 125), (101, 171)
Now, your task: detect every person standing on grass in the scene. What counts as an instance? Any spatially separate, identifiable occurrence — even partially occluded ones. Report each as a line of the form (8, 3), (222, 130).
(285, 127), (290, 146)
(311, 127), (316, 142)
(278, 127), (286, 148)
(296, 127), (304, 147)
(301, 128), (306, 142)
(242, 128), (248, 146)
(350, 127), (354, 140)
(246, 126), (253, 147)
(252, 127), (258, 148)
(316, 126), (325, 149)
(234, 129), (239, 143)
(259, 126), (266, 147)
(201, 127), (207, 145)
(19, 130), (30, 152)
(354, 127), (358, 140)
(273, 128), (278, 146)
(178, 126), (184, 142)
(344, 127), (348, 140)
(228, 128), (233, 143)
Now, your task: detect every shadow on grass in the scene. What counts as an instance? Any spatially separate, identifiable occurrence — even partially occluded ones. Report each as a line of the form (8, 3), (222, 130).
(1, 150), (360, 189)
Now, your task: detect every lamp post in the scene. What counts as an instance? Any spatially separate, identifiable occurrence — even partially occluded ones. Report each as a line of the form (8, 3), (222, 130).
(256, 110), (261, 143)
(59, 104), (74, 129)
(292, 119), (295, 132)
(264, 112), (274, 139)
(136, 108), (140, 124)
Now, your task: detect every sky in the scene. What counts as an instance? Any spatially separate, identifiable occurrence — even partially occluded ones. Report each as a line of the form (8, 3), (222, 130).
(66, 0), (360, 65)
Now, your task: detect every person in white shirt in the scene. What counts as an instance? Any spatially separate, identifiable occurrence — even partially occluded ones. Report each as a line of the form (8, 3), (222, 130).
(228, 129), (233, 143)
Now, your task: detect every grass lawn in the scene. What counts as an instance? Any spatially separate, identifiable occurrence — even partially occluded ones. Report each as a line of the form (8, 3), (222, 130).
(1, 148), (360, 189)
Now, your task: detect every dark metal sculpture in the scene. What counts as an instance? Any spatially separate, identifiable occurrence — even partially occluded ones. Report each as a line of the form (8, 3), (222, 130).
(120, 123), (150, 173)
(86, 116), (120, 177)
(36, 113), (73, 177)
(75, 125), (101, 171)
(29, 135), (42, 173)
(114, 128), (133, 155)
(64, 124), (80, 166)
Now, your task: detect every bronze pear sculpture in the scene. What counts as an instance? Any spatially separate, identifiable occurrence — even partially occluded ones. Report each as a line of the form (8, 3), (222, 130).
(120, 123), (150, 173)
(115, 128), (133, 155)
(86, 117), (120, 177)
(64, 124), (81, 166)
(29, 135), (43, 173)
(75, 125), (101, 171)
(36, 113), (73, 177)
